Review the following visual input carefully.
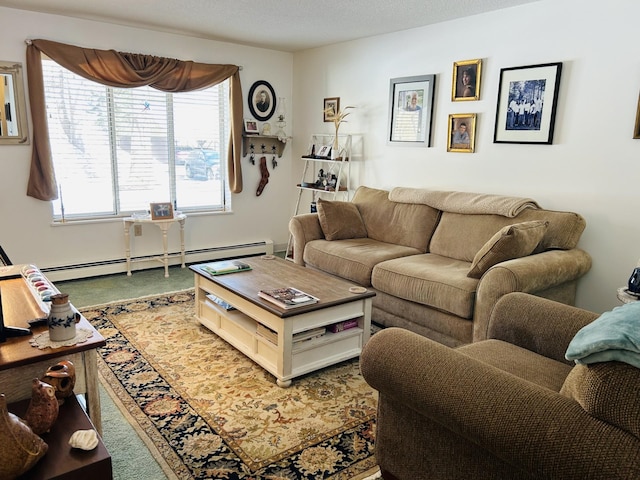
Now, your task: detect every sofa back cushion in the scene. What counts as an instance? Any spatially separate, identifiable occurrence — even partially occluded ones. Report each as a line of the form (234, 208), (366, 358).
(352, 186), (441, 252)
(430, 209), (586, 262)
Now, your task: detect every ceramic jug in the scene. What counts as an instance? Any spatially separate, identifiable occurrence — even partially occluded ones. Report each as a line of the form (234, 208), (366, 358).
(47, 293), (78, 342)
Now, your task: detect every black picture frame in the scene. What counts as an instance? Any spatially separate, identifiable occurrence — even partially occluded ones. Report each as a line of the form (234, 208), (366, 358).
(493, 62), (562, 144)
(387, 74), (436, 146)
(248, 80), (276, 121)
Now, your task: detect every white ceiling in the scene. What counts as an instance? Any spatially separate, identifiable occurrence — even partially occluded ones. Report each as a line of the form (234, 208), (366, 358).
(0, 0), (539, 52)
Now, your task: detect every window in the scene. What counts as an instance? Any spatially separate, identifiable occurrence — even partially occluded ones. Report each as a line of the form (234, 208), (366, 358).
(42, 59), (230, 220)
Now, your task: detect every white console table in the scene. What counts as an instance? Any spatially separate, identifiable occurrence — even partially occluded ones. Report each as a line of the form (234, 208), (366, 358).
(123, 214), (186, 277)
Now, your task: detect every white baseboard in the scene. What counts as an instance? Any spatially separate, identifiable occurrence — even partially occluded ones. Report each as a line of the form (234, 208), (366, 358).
(42, 240), (274, 282)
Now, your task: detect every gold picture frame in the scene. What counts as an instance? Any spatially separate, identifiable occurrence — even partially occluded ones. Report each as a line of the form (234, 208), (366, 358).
(150, 202), (174, 220)
(452, 59), (482, 102)
(634, 92), (640, 139)
(447, 113), (477, 153)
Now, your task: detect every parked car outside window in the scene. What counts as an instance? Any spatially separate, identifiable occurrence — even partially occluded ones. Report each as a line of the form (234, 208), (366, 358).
(185, 149), (220, 180)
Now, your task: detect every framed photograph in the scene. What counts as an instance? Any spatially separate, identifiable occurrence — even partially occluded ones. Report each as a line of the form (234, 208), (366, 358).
(244, 119), (259, 134)
(633, 92), (640, 139)
(452, 59), (482, 101)
(388, 74), (436, 146)
(316, 145), (331, 157)
(493, 62), (562, 144)
(447, 113), (477, 153)
(324, 97), (340, 122)
(150, 202), (174, 220)
(248, 80), (276, 121)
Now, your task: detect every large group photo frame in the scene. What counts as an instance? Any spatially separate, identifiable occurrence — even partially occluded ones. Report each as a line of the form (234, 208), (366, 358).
(388, 74), (436, 146)
(493, 62), (562, 144)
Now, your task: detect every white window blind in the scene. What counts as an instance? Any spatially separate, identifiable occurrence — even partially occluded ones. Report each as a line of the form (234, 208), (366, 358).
(42, 58), (230, 220)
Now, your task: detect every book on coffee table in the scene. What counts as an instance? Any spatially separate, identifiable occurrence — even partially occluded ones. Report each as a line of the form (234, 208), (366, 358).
(258, 287), (319, 309)
(201, 260), (251, 276)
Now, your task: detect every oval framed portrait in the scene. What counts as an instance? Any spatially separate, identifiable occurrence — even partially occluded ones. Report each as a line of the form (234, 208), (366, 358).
(248, 80), (276, 121)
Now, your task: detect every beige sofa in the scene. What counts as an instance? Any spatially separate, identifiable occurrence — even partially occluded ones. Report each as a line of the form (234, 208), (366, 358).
(288, 186), (592, 346)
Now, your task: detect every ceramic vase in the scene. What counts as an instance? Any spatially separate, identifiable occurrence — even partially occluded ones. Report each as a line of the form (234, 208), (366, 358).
(41, 360), (76, 400)
(48, 293), (77, 342)
(0, 394), (48, 479)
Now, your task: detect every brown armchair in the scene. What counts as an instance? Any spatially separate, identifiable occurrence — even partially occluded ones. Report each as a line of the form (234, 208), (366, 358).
(361, 292), (640, 479)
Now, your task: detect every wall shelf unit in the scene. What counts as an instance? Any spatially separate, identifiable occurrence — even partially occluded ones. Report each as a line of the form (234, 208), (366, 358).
(242, 134), (288, 157)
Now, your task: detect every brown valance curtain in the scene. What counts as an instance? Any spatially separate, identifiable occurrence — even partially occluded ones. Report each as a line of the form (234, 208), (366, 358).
(25, 38), (244, 200)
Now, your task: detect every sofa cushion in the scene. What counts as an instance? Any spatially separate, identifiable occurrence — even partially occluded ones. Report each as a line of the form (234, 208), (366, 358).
(372, 253), (478, 319)
(316, 198), (367, 241)
(352, 186), (440, 252)
(560, 362), (640, 438)
(467, 221), (548, 279)
(303, 238), (422, 286)
(458, 339), (573, 392)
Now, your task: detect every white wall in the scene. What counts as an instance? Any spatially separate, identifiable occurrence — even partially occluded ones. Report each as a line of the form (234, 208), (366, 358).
(1, 1), (637, 315)
(292, 0), (639, 314)
(0, 6), (294, 276)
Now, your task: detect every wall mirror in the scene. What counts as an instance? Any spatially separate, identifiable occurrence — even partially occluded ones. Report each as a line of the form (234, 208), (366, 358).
(0, 61), (29, 144)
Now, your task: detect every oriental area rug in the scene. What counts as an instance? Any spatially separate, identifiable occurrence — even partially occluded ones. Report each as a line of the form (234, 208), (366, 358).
(81, 290), (379, 479)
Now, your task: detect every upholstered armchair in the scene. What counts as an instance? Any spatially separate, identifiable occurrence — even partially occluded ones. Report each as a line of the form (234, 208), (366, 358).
(361, 292), (640, 479)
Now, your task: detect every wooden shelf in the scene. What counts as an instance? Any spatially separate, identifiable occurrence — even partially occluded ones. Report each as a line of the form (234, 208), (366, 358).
(242, 134), (288, 158)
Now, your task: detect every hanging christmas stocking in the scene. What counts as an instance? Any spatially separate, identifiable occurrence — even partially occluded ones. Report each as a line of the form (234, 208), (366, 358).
(256, 156), (270, 196)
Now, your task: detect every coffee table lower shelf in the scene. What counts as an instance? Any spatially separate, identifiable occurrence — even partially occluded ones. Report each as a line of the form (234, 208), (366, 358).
(194, 274), (372, 387)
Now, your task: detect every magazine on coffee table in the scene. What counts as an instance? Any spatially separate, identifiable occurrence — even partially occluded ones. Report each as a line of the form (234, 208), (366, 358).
(201, 260), (251, 276)
(258, 287), (319, 309)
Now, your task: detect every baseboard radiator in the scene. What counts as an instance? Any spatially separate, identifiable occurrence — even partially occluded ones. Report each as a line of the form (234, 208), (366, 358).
(42, 240), (274, 282)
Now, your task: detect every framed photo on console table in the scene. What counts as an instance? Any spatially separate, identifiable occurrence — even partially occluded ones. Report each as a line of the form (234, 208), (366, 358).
(150, 202), (174, 220)
(493, 62), (562, 144)
(388, 74), (436, 146)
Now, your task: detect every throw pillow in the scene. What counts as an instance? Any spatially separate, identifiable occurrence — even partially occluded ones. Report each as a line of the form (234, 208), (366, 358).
(317, 198), (367, 241)
(467, 221), (548, 279)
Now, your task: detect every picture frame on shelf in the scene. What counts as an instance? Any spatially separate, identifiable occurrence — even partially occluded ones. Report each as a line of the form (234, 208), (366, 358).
(244, 119), (259, 134)
(493, 62), (562, 144)
(388, 74), (436, 146)
(452, 59), (482, 101)
(316, 145), (331, 157)
(248, 80), (276, 121)
(447, 113), (477, 153)
(323, 97), (340, 122)
(150, 202), (174, 220)
(633, 92), (640, 139)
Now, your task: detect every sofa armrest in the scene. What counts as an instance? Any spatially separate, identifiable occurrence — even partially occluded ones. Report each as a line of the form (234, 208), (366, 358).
(473, 248), (592, 342)
(288, 213), (324, 265)
(487, 292), (599, 363)
(361, 327), (640, 479)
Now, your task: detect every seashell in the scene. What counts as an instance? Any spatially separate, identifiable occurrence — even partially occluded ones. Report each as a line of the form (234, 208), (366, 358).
(69, 429), (99, 450)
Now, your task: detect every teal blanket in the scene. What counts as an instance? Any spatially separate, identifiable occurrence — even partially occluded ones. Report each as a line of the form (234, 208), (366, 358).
(565, 301), (640, 368)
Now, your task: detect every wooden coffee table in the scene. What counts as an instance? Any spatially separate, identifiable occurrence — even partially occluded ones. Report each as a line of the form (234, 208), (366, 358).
(190, 256), (375, 387)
